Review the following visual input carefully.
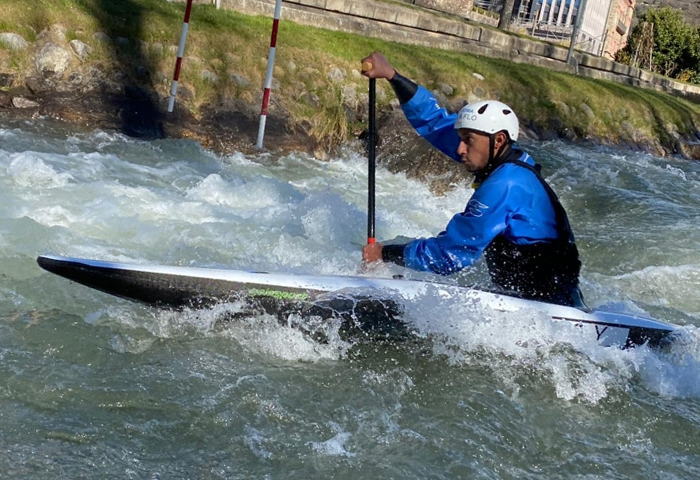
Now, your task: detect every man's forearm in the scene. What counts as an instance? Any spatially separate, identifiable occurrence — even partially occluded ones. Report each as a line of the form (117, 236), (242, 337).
(389, 72), (418, 105)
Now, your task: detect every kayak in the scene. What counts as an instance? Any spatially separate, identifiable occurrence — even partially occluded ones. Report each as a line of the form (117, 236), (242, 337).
(37, 254), (677, 348)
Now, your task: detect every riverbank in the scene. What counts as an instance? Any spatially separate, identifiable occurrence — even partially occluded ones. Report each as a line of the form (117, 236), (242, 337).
(1, 0), (699, 182)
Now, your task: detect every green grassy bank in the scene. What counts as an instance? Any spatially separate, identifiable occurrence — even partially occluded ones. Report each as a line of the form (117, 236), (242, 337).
(1, 0), (698, 152)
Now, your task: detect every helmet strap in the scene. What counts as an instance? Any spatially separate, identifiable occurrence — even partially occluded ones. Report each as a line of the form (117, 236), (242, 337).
(488, 134), (496, 164)
(488, 132), (510, 165)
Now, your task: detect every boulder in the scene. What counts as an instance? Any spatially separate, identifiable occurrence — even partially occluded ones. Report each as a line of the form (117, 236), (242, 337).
(341, 85), (357, 106)
(431, 89), (448, 107)
(201, 69), (219, 83)
(38, 24), (67, 44)
(93, 32), (110, 43)
(0, 72), (15, 87)
(301, 91), (320, 108)
(0, 91), (11, 107)
(25, 76), (51, 94)
(678, 141), (700, 160)
(327, 67), (345, 83)
(229, 73), (250, 88)
(150, 42), (164, 54)
(69, 39), (92, 61)
(579, 103), (595, 120)
(35, 43), (72, 76)
(0, 32), (29, 50)
(438, 82), (454, 96)
(12, 97), (40, 109)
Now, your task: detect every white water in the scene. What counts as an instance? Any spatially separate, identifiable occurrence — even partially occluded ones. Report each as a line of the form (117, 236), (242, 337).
(1, 120), (699, 478)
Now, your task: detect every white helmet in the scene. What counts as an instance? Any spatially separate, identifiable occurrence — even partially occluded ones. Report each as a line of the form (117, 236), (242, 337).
(454, 100), (519, 141)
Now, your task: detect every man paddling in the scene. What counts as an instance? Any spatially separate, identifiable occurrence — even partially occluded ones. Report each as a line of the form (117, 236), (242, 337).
(360, 52), (584, 308)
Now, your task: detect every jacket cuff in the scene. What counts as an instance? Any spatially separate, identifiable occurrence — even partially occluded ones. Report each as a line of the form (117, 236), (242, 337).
(381, 244), (406, 266)
(389, 72), (418, 104)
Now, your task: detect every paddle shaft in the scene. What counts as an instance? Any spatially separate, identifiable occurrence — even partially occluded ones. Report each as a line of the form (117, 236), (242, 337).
(367, 77), (376, 244)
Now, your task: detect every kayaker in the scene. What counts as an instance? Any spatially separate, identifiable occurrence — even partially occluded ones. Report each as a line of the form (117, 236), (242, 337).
(360, 52), (584, 308)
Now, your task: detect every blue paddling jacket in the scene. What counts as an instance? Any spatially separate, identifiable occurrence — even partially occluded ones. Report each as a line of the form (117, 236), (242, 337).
(382, 83), (582, 306)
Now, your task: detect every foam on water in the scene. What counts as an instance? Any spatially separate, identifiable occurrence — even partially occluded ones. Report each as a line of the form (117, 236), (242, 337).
(2, 125), (700, 412)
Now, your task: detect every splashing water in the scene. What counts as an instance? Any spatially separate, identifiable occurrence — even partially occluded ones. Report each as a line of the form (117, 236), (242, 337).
(1, 120), (699, 478)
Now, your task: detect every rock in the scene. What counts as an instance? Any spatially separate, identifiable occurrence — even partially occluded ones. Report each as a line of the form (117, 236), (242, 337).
(341, 85), (357, 105)
(438, 82), (454, 96)
(519, 124), (539, 140)
(35, 43), (73, 76)
(472, 72), (485, 81)
(201, 69), (219, 83)
(38, 24), (67, 43)
(301, 91), (320, 107)
(621, 121), (639, 141)
(351, 69), (362, 80)
(0, 91), (11, 107)
(150, 42), (164, 54)
(93, 32), (110, 43)
(0, 32), (29, 50)
(187, 56), (203, 66)
(301, 67), (319, 78)
(274, 65), (284, 77)
(678, 141), (700, 160)
(154, 71), (168, 84)
(25, 76), (51, 94)
(12, 97), (40, 109)
(69, 39), (92, 61)
(431, 89), (448, 106)
(467, 92), (481, 104)
(0, 72), (15, 87)
(327, 67), (345, 83)
(579, 103), (595, 120)
(472, 86), (486, 98)
(286, 60), (297, 73)
(229, 73), (250, 88)
(664, 122), (681, 140)
(135, 65), (149, 79)
(389, 98), (401, 110)
(553, 100), (571, 116)
(225, 53), (241, 64)
(448, 97), (468, 112)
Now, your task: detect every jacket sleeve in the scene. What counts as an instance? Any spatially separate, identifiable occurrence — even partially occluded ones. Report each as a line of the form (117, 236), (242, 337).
(401, 86), (461, 162)
(402, 176), (515, 275)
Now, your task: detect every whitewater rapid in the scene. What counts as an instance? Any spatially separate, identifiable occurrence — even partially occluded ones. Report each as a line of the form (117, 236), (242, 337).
(1, 120), (699, 478)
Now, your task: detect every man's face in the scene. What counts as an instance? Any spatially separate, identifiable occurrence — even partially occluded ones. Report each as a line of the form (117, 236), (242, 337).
(457, 129), (491, 172)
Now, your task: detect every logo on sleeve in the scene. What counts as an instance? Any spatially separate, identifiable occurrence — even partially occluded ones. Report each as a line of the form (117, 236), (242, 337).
(465, 199), (489, 217)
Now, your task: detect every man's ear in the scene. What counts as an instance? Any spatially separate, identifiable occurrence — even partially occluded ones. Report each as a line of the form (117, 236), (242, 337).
(494, 131), (508, 149)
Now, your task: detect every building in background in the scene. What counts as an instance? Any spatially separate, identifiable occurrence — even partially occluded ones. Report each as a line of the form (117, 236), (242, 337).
(600, 0), (635, 59)
(397, 0), (635, 57)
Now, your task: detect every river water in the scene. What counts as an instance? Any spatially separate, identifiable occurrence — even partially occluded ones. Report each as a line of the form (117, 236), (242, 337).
(1, 119), (699, 478)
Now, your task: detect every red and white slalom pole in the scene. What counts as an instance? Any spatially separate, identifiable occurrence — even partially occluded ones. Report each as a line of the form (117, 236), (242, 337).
(256, 0), (283, 149)
(168, 0), (194, 113)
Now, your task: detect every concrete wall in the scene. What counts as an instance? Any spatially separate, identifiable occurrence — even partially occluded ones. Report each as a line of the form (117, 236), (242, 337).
(200, 0), (700, 102)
